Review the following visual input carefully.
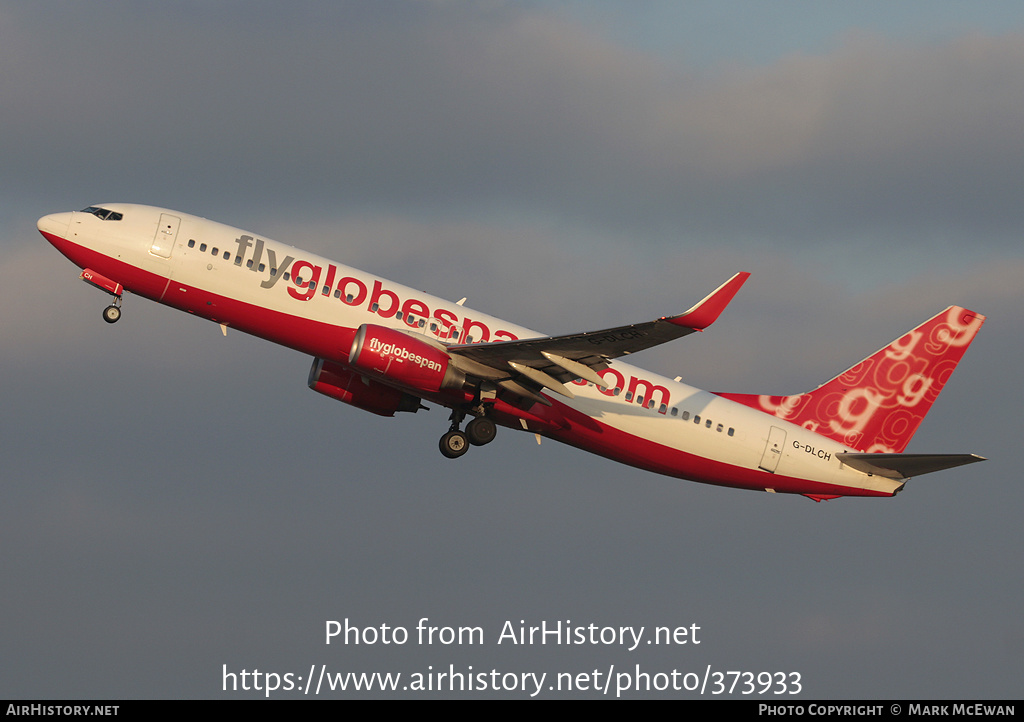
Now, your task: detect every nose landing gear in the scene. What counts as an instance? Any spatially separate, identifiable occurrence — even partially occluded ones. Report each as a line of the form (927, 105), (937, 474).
(79, 269), (124, 324)
(102, 301), (122, 324)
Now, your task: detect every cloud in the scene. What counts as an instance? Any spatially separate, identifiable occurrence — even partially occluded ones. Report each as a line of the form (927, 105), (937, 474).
(4, 5), (1023, 248)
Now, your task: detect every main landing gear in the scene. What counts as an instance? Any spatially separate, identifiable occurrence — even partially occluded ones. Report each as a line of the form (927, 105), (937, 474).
(439, 429), (469, 459)
(439, 409), (498, 459)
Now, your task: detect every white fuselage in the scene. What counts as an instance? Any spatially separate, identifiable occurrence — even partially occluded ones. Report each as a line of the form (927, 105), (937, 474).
(39, 204), (902, 498)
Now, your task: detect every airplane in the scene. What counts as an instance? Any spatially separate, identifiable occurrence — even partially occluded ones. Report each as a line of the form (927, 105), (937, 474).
(38, 203), (987, 501)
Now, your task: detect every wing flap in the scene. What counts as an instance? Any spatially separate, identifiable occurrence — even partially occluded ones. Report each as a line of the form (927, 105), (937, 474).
(508, 361), (575, 399)
(541, 352), (609, 388)
(497, 378), (553, 407)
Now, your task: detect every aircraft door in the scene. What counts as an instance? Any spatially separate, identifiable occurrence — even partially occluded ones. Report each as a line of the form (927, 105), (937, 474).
(759, 426), (787, 473)
(150, 213), (181, 258)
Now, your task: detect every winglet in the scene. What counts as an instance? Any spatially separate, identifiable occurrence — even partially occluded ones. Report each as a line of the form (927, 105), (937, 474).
(668, 272), (750, 330)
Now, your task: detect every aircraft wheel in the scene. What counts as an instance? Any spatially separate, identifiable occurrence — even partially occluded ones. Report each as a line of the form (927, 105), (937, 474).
(466, 416), (497, 446)
(439, 430), (470, 459)
(102, 305), (121, 324)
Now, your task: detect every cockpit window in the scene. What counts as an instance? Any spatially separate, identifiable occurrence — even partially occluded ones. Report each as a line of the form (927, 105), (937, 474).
(81, 206), (123, 221)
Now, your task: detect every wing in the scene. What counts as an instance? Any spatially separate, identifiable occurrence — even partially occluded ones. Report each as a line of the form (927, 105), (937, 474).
(445, 272), (750, 406)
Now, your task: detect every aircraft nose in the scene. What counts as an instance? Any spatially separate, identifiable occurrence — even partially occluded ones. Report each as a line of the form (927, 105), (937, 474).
(37, 212), (73, 241)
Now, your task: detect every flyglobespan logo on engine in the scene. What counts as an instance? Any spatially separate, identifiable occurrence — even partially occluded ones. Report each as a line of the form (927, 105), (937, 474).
(368, 338), (443, 372)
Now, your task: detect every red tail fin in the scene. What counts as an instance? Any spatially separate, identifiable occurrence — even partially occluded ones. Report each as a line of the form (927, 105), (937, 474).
(718, 306), (986, 453)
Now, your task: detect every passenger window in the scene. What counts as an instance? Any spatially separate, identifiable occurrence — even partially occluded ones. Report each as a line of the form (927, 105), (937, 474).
(223, 251), (230, 260)
(659, 404), (668, 414)
(706, 419), (712, 428)
(259, 263), (266, 272)
(234, 256), (242, 266)
(625, 391), (633, 401)
(728, 428), (735, 437)
(716, 423), (723, 432)
(283, 272), (290, 281)
(188, 239), (195, 248)
(212, 247), (219, 255)
(682, 411), (690, 420)
(694, 415), (700, 424)
(200, 243), (207, 252)
(671, 407), (678, 417)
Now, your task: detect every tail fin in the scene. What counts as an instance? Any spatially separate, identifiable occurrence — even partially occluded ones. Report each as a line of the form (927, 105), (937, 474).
(718, 306), (986, 453)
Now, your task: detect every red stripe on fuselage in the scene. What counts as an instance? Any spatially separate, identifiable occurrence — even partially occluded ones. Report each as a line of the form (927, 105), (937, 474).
(534, 401), (894, 497)
(42, 231), (356, 361)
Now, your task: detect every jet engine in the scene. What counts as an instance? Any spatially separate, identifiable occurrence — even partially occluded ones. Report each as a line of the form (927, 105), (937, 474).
(307, 358), (421, 416)
(348, 324), (466, 395)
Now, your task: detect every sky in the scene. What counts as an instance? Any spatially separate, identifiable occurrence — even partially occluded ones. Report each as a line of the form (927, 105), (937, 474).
(1, 1), (1022, 699)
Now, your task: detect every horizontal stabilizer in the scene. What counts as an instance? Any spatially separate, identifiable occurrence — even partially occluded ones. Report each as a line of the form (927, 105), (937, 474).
(836, 453), (986, 480)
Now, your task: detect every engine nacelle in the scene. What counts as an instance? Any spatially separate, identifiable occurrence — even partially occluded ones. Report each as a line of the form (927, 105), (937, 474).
(349, 324), (466, 395)
(308, 358), (421, 417)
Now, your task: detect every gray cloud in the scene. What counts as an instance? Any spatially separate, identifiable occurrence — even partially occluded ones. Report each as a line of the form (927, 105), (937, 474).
(4, 4), (1024, 248)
